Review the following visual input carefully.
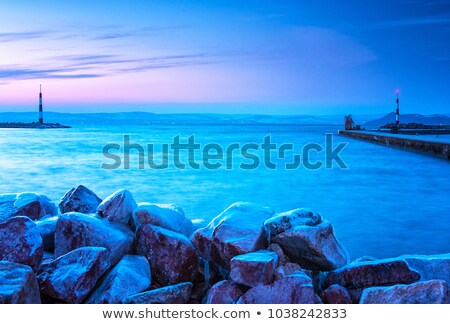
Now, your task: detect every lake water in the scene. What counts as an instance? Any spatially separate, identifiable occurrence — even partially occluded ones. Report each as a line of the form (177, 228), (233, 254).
(0, 124), (449, 260)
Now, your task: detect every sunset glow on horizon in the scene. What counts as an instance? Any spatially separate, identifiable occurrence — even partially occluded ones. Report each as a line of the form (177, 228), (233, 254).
(1, 0), (450, 114)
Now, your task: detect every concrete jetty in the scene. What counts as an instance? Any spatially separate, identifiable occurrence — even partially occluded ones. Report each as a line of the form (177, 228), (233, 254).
(339, 130), (450, 160)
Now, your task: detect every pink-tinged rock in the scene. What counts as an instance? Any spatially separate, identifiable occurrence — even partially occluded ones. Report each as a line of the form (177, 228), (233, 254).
(325, 259), (421, 289)
(237, 272), (315, 304)
(59, 185), (102, 214)
(191, 202), (274, 269)
(347, 288), (363, 304)
(136, 224), (198, 286)
(321, 284), (352, 304)
(230, 250), (278, 287)
(274, 262), (303, 281)
(0, 216), (43, 271)
(205, 280), (245, 304)
(360, 280), (448, 304)
(264, 208), (322, 237)
(35, 216), (58, 252)
(272, 221), (348, 271)
(86, 255), (151, 304)
(0, 193), (58, 221)
(54, 212), (134, 266)
(37, 247), (110, 304)
(0, 261), (41, 304)
(268, 243), (290, 266)
(133, 203), (193, 237)
(122, 282), (193, 304)
(97, 189), (137, 225)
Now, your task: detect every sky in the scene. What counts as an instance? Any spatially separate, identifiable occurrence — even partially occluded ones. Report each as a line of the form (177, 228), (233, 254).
(0, 0), (450, 115)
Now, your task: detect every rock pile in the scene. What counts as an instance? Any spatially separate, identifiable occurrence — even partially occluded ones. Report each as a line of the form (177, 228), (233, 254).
(0, 188), (448, 304)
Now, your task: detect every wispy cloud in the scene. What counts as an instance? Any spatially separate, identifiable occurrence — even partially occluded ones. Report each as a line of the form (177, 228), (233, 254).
(0, 31), (53, 42)
(0, 66), (104, 80)
(0, 52), (225, 83)
(369, 15), (450, 29)
(0, 24), (189, 43)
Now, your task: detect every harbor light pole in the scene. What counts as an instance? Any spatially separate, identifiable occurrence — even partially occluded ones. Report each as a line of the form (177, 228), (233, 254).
(39, 84), (43, 124)
(395, 89), (400, 127)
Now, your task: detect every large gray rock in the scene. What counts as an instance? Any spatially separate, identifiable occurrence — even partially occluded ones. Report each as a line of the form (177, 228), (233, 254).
(97, 189), (137, 225)
(59, 185), (102, 214)
(360, 280), (448, 304)
(136, 224), (198, 285)
(274, 262), (303, 281)
(205, 280), (245, 304)
(0, 193), (58, 221)
(321, 284), (352, 304)
(122, 282), (193, 304)
(54, 212), (134, 266)
(402, 254), (450, 284)
(272, 221), (348, 271)
(86, 255), (151, 304)
(35, 216), (58, 252)
(0, 216), (43, 271)
(268, 243), (290, 266)
(191, 202), (274, 269)
(325, 259), (421, 289)
(37, 247), (110, 303)
(264, 208), (322, 237)
(0, 261), (41, 304)
(230, 250), (278, 287)
(237, 272), (315, 304)
(133, 203), (193, 237)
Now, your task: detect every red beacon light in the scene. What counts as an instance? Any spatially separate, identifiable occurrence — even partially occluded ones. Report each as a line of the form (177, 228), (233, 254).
(396, 89), (400, 93)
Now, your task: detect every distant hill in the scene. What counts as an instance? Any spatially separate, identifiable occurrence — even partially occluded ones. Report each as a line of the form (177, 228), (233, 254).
(0, 111), (364, 125)
(364, 113), (450, 127)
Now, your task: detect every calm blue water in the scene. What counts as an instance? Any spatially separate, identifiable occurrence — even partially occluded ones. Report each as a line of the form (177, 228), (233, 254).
(0, 124), (449, 260)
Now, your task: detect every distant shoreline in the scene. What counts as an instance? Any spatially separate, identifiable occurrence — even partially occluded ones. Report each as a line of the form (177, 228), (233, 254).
(0, 122), (71, 129)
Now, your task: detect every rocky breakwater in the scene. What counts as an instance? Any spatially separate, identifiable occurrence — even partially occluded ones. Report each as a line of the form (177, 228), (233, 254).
(0, 186), (449, 304)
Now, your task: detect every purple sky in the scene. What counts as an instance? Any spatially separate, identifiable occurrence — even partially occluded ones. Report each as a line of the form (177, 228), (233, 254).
(1, 0), (450, 114)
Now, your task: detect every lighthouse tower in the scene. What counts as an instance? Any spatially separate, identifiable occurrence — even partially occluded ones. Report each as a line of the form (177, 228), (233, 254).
(39, 85), (43, 124)
(395, 89), (400, 127)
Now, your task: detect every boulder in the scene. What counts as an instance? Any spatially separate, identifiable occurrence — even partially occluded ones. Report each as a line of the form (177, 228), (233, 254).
(237, 272), (315, 304)
(37, 247), (110, 303)
(86, 255), (151, 304)
(97, 189), (136, 225)
(272, 221), (348, 271)
(264, 208), (322, 237)
(191, 202), (274, 269)
(133, 203), (193, 236)
(198, 258), (223, 287)
(274, 262), (303, 281)
(321, 284), (352, 304)
(360, 280), (448, 304)
(230, 250), (278, 287)
(205, 280), (245, 304)
(268, 243), (290, 266)
(122, 282), (193, 304)
(347, 288), (363, 304)
(136, 224), (198, 285)
(402, 254), (450, 284)
(325, 259), (421, 289)
(0, 216), (43, 271)
(35, 216), (58, 252)
(54, 212), (134, 266)
(59, 185), (102, 214)
(0, 193), (58, 221)
(0, 261), (41, 304)
(191, 218), (208, 231)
